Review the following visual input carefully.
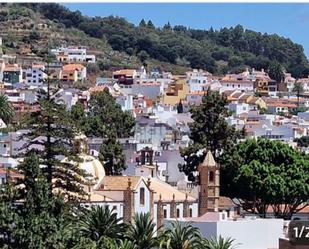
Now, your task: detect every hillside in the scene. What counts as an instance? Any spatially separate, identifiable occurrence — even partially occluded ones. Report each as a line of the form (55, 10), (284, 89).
(1, 3), (309, 77)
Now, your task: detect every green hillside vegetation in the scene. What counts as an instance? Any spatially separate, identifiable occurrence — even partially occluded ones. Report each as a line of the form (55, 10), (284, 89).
(1, 3), (309, 77)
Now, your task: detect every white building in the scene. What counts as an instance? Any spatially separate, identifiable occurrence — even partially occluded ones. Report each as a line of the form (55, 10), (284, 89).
(186, 69), (211, 92)
(51, 46), (96, 63)
(297, 76), (309, 92)
(284, 73), (296, 92)
(220, 79), (254, 92)
(186, 69), (210, 93)
(228, 102), (250, 116)
(25, 64), (46, 88)
(168, 214), (285, 249)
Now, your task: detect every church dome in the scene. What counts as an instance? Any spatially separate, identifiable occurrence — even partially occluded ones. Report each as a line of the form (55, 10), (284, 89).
(62, 134), (106, 188)
(62, 154), (105, 189)
(78, 154), (106, 183)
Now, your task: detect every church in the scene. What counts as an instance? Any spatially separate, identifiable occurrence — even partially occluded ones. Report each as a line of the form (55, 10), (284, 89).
(73, 135), (224, 227)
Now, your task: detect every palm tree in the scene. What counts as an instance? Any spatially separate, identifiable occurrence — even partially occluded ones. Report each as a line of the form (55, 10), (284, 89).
(293, 82), (304, 108)
(203, 236), (238, 249)
(127, 212), (159, 249)
(0, 94), (14, 124)
(79, 205), (127, 242)
(160, 221), (203, 249)
(268, 62), (284, 83)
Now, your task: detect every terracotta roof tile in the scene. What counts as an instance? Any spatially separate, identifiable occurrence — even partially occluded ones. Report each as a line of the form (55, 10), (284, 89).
(62, 64), (85, 71)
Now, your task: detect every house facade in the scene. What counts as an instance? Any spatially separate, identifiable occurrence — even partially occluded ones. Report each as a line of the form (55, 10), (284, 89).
(25, 64), (46, 87)
(51, 46), (96, 63)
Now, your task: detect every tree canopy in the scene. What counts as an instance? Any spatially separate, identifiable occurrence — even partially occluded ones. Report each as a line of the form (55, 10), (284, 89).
(13, 3), (309, 77)
(70, 89), (135, 175)
(179, 90), (242, 182)
(220, 138), (309, 219)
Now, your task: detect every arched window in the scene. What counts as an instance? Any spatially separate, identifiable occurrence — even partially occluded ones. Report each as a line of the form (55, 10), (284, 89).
(209, 171), (214, 182)
(140, 187), (145, 206)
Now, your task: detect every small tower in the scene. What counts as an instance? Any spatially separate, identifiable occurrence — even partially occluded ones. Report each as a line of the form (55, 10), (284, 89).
(198, 150), (220, 216)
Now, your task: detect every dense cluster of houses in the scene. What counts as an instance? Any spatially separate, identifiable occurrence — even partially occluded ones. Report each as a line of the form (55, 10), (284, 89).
(0, 41), (309, 249)
(0, 44), (91, 90)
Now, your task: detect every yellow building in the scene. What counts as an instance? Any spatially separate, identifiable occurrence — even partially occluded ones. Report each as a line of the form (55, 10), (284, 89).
(163, 75), (189, 105)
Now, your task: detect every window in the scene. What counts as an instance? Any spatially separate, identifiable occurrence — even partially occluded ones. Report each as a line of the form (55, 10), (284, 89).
(209, 171), (214, 182)
(164, 209), (167, 218)
(140, 187), (145, 206)
(189, 208), (193, 217)
(177, 208), (180, 218)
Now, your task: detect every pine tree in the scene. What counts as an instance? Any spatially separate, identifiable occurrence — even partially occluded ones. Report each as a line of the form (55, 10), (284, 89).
(99, 133), (126, 175)
(13, 153), (78, 249)
(86, 89), (135, 138)
(0, 182), (18, 247)
(73, 89), (135, 175)
(176, 100), (184, 113)
(70, 101), (88, 133)
(139, 19), (147, 28)
(163, 22), (172, 31)
(19, 80), (88, 199)
(147, 20), (155, 29)
(178, 89), (241, 181)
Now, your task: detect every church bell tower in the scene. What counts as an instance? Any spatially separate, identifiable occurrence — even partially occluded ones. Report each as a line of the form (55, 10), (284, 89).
(198, 150), (220, 216)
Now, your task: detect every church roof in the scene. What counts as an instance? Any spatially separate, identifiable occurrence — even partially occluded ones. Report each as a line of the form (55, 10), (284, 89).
(97, 176), (143, 191)
(150, 177), (196, 202)
(87, 191), (116, 202)
(201, 150), (216, 167)
(94, 175), (196, 203)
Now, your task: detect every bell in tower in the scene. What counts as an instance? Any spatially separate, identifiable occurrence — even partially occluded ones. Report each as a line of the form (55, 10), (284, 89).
(197, 150), (220, 216)
(140, 147), (154, 165)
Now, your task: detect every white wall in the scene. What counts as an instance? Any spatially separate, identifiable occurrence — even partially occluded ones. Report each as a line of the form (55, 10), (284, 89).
(220, 82), (253, 92)
(176, 218), (284, 249)
(134, 180), (151, 214)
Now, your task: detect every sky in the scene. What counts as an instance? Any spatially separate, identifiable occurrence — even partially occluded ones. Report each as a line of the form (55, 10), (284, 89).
(63, 3), (309, 58)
